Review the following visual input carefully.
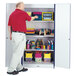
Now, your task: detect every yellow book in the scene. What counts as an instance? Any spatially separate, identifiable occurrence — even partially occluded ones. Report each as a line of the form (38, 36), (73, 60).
(26, 32), (35, 34)
(27, 28), (35, 30)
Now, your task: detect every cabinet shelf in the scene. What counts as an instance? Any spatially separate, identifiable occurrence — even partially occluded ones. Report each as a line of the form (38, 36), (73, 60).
(26, 35), (54, 38)
(23, 61), (54, 68)
(25, 49), (54, 51)
(24, 61), (53, 64)
(26, 21), (54, 23)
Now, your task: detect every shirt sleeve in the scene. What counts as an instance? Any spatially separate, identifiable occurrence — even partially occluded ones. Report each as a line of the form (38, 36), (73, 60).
(8, 15), (12, 26)
(25, 12), (31, 21)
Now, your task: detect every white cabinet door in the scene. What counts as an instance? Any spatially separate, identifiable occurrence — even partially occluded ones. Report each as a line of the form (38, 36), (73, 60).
(6, 4), (16, 67)
(6, 39), (13, 67)
(55, 4), (71, 68)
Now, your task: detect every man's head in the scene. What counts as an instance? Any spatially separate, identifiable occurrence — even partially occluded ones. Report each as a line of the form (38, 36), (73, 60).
(16, 2), (24, 10)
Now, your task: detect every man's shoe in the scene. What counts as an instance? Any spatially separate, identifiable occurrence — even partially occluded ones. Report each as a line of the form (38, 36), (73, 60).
(18, 68), (28, 72)
(7, 70), (19, 75)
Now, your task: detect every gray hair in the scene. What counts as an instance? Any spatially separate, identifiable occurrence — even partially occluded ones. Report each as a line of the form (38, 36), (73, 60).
(16, 2), (24, 8)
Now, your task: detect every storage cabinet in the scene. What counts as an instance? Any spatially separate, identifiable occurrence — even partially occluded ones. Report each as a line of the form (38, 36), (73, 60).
(23, 5), (55, 68)
(6, 4), (71, 68)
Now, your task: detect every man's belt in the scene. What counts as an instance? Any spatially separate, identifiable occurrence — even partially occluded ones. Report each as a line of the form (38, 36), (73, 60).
(12, 31), (25, 33)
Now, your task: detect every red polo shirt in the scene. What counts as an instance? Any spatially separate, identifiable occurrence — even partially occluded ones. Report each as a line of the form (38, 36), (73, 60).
(8, 9), (31, 32)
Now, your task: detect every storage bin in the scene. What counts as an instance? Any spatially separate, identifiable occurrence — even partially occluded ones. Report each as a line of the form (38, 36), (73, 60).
(42, 12), (53, 21)
(26, 53), (33, 58)
(26, 58), (32, 62)
(32, 12), (42, 20)
(44, 58), (51, 62)
(35, 52), (42, 62)
(44, 53), (51, 58)
(35, 53), (42, 58)
(35, 57), (42, 62)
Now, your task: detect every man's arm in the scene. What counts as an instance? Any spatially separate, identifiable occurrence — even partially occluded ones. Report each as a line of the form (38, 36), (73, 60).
(25, 12), (38, 21)
(31, 16), (38, 21)
(8, 26), (12, 40)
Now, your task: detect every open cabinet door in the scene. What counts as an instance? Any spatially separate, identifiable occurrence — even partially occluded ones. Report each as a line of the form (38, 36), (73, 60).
(55, 4), (71, 68)
(6, 4), (16, 67)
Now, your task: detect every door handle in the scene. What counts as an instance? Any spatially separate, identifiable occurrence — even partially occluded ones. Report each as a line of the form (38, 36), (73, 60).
(68, 38), (70, 40)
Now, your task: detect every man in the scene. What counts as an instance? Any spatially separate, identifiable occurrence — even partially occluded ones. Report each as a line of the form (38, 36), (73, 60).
(7, 2), (38, 75)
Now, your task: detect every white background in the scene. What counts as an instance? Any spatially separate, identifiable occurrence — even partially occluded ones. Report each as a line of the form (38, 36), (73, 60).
(0, 0), (76, 76)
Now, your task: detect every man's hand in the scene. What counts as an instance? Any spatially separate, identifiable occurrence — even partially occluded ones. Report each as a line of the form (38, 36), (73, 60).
(34, 16), (38, 18)
(10, 34), (12, 40)
(8, 26), (12, 40)
(31, 16), (38, 21)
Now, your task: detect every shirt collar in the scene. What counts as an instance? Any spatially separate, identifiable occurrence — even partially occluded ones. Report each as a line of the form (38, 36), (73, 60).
(15, 9), (22, 11)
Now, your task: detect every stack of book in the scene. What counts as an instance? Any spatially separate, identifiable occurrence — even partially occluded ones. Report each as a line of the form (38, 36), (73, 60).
(26, 28), (35, 35)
